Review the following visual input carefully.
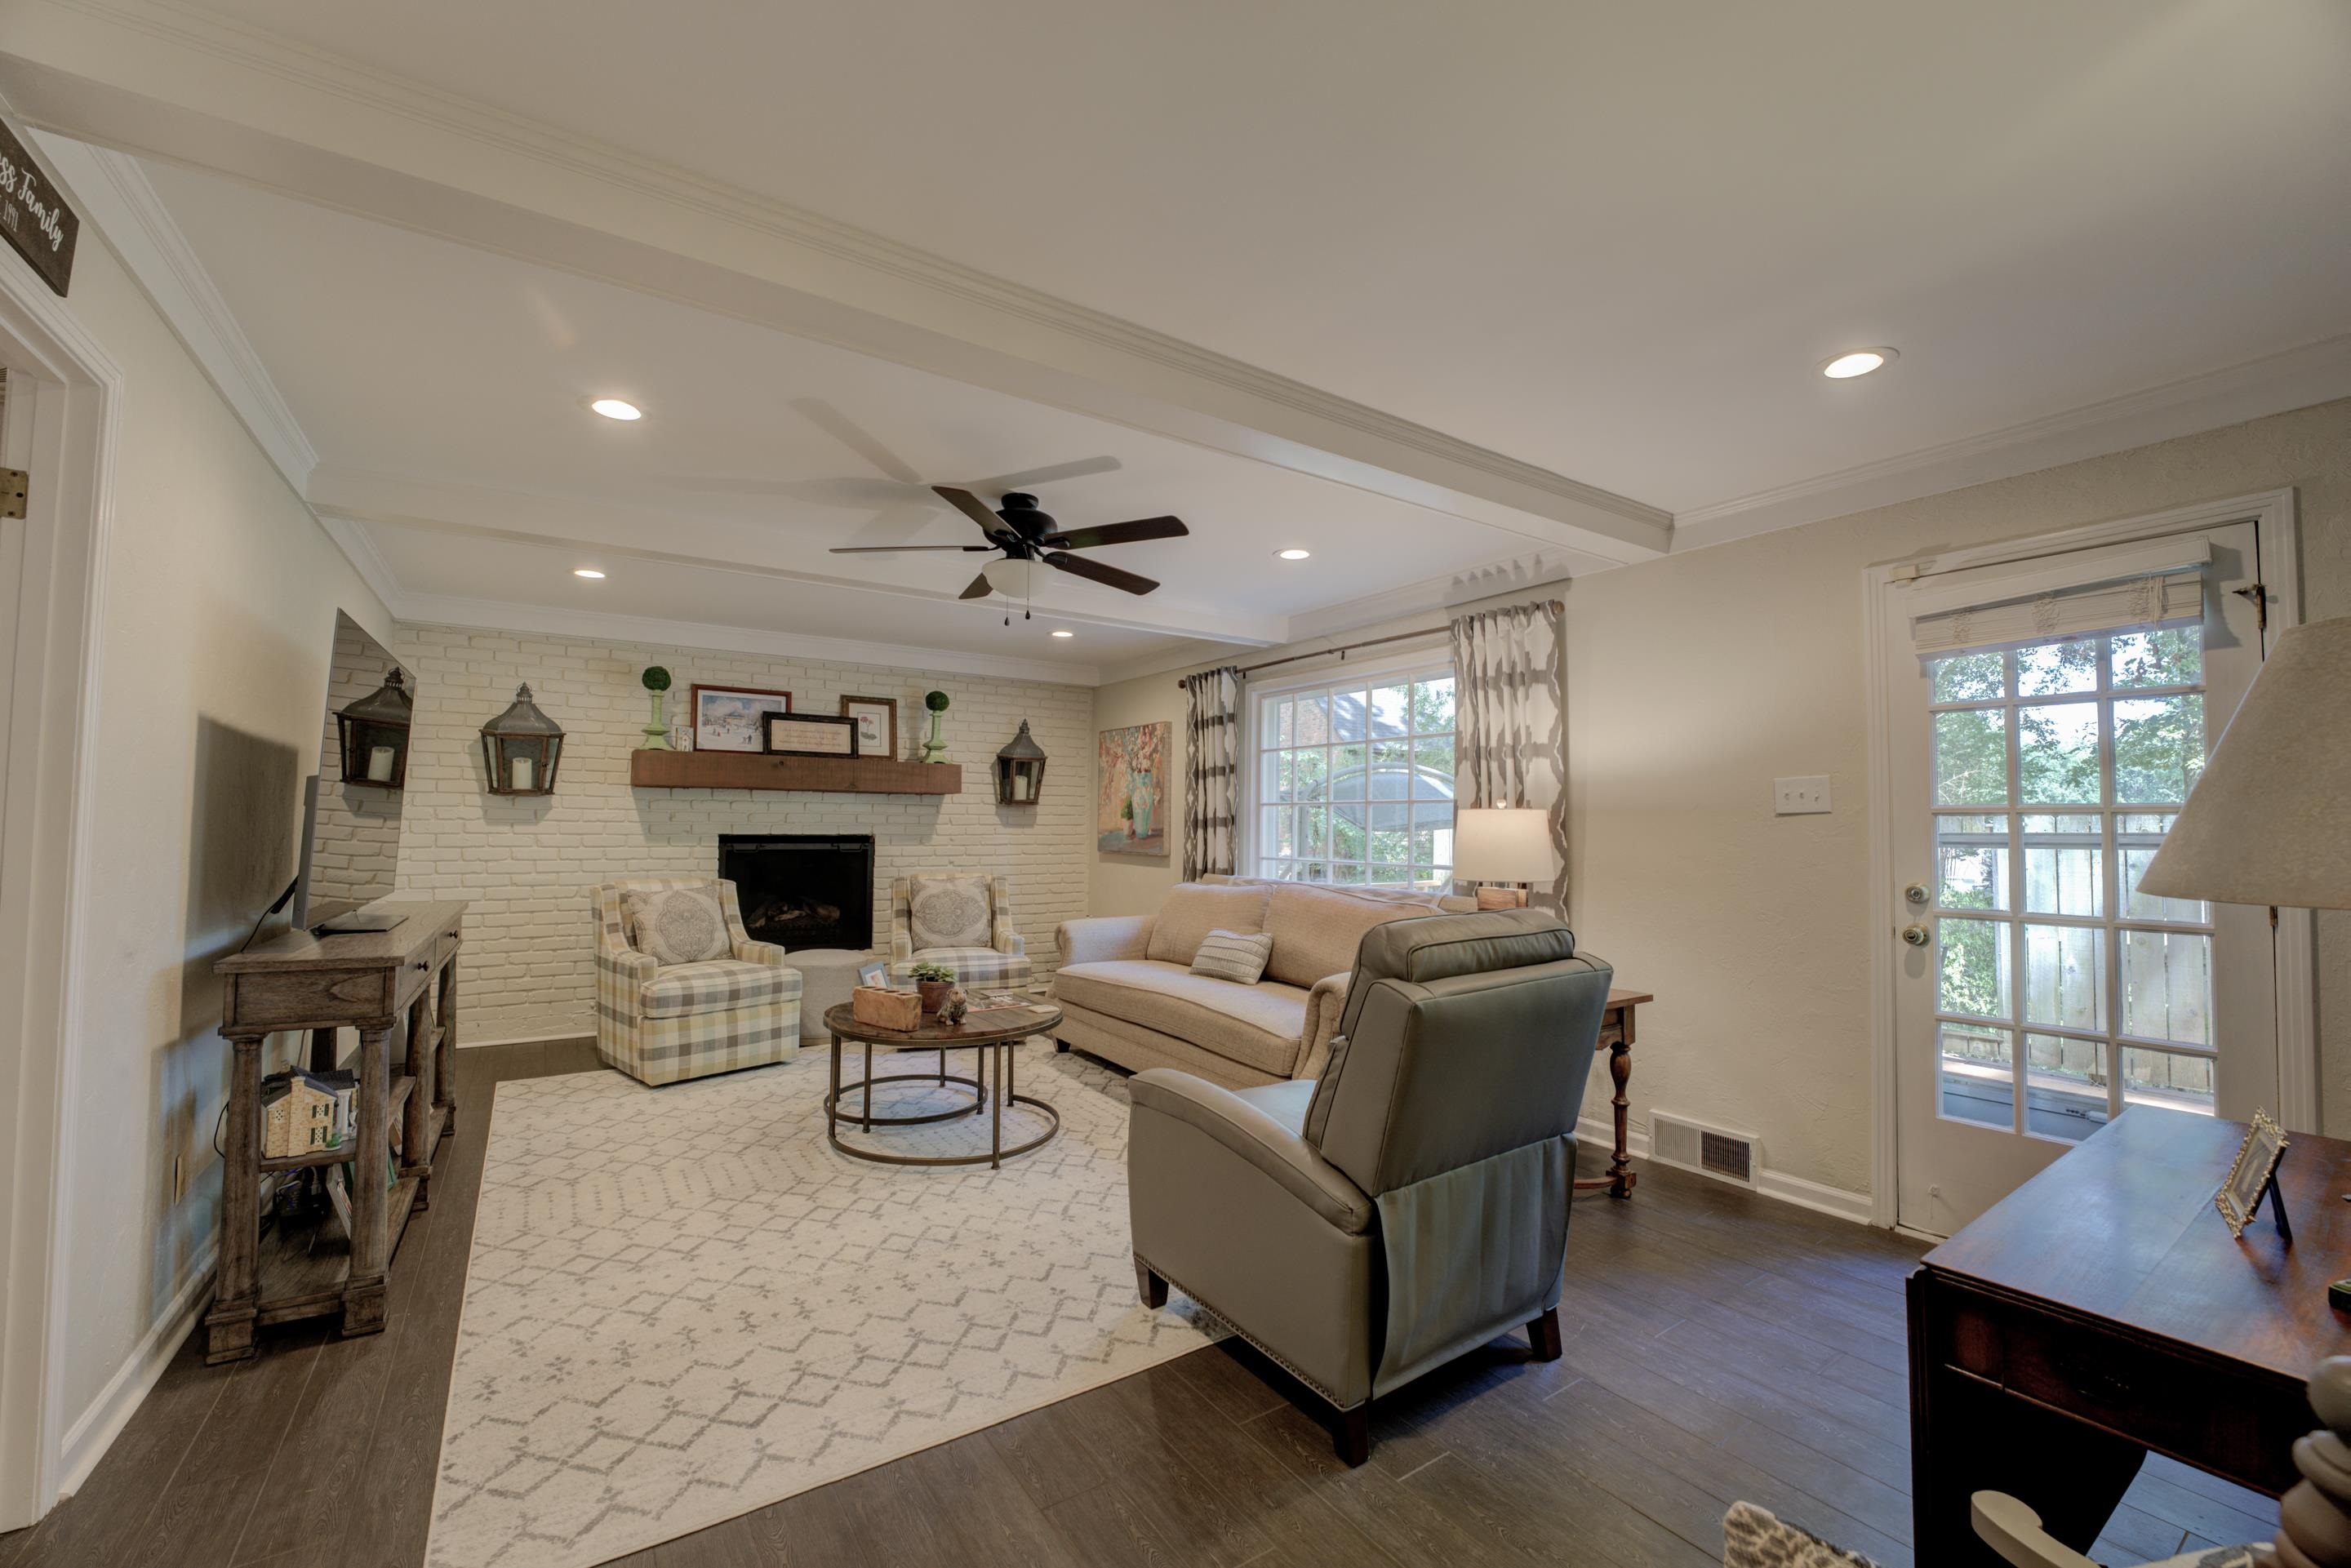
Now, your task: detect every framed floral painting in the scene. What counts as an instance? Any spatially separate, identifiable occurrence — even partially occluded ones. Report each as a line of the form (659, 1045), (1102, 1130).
(1097, 721), (1169, 855)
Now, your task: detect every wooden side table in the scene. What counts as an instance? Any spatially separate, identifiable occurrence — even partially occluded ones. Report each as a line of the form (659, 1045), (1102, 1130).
(205, 901), (464, 1362)
(1573, 988), (1652, 1200)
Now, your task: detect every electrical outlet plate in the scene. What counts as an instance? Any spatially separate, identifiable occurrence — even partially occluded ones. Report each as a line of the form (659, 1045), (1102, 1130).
(1774, 775), (1831, 815)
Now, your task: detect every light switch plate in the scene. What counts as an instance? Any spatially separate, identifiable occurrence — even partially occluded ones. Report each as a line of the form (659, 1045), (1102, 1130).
(1775, 775), (1832, 815)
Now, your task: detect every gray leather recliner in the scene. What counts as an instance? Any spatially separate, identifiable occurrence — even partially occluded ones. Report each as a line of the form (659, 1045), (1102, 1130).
(1127, 906), (1613, 1464)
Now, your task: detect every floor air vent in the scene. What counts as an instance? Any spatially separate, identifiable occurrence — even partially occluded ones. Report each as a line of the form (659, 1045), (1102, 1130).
(1650, 1111), (1759, 1189)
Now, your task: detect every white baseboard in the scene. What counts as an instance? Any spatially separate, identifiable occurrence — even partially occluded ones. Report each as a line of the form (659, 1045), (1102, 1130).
(459, 1029), (593, 1050)
(1578, 1117), (1874, 1227)
(56, 1242), (216, 1499)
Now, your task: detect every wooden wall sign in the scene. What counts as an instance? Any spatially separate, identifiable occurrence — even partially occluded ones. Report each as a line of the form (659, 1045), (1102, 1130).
(0, 121), (76, 296)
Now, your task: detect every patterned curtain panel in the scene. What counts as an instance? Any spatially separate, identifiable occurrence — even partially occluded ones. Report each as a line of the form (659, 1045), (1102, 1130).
(1180, 665), (1244, 880)
(1449, 601), (1568, 903)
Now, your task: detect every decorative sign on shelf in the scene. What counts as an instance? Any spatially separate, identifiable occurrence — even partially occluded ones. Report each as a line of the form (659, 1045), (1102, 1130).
(0, 121), (78, 296)
(762, 713), (857, 757)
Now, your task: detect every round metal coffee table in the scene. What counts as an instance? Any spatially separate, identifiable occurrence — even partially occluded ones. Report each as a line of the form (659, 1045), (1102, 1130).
(822, 1001), (1064, 1169)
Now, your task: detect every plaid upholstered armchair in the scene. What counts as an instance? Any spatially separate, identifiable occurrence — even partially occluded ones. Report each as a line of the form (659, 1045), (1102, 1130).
(887, 873), (1033, 990)
(593, 877), (802, 1085)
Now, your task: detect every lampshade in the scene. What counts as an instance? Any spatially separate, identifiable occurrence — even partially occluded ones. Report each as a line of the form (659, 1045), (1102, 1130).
(1453, 806), (1556, 882)
(2137, 615), (2351, 909)
(984, 557), (1044, 599)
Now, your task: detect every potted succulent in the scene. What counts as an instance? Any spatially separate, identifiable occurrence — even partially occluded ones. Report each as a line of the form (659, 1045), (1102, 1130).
(909, 960), (956, 1015)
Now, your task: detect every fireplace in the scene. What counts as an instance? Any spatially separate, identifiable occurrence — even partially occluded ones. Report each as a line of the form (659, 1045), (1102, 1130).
(718, 834), (874, 952)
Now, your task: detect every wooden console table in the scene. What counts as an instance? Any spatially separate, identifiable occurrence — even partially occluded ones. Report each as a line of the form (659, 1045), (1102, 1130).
(204, 901), (464, 1362)
(1573, 988), (1651, 1200)
(1908, 1106), (2351, 1566)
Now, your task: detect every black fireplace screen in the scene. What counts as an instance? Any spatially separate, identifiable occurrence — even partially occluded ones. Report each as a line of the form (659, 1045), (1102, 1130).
(718, 834), (874, 952)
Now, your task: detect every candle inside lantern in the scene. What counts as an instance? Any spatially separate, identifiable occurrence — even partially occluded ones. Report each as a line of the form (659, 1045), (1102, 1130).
(510, 755), (533, 792)
(367, 745), (395, 783)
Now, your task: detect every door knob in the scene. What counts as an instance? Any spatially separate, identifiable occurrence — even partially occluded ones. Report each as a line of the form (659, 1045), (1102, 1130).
(1904, 882), (1930, 905)
(1900, 924), (1931, 948)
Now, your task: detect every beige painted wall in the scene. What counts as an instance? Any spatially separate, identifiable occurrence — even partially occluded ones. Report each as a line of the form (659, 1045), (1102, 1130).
(1092, 398), (2351, 1197)
(51, 236), (393, 1437)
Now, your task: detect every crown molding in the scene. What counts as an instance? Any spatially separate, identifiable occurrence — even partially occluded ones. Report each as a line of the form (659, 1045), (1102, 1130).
(395, 594), (1098, 688)
(31, 131), (316, 495)
(1673, 333), (2351, 549)
(316, 513), (403, 611)
(0, 0), (1672, 563)
(1282, 551), (1592, 644)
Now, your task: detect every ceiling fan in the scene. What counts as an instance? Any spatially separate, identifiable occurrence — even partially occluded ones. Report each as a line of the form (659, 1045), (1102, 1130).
(830, 487), (1189, 614)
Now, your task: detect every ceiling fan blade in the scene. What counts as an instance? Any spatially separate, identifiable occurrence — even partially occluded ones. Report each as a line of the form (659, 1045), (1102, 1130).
(789, 398), (924, 486)
(828, 544), (996, 553)
(933, 485), (1011, 542)
(958, 572), (995, 601)
(1045, 550), (1159, 596)
(964, 455), (1122, 493)
(1038, 515), (1189, 550)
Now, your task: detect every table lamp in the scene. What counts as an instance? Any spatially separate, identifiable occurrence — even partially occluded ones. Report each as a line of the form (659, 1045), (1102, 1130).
(1453, 806), (1558, 908)
(2137, 615), (2351, 911)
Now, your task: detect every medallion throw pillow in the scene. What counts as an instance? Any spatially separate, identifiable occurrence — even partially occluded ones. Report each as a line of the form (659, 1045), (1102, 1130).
(909, 874), (995, 952)
(624, 886), (733, 966)
(1189, 928), (1273, 985)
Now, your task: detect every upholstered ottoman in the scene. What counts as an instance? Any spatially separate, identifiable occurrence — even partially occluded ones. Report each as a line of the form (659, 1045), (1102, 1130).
(789, 948), (876, 1045)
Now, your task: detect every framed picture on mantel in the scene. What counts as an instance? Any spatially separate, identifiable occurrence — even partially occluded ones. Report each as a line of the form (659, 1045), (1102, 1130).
(762, 713), (858, 757)
(691, 686), (790, 753)
(840, 695), (899, 758)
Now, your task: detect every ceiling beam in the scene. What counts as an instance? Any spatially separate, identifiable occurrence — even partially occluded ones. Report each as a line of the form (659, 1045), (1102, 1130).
(304, 467), (1290, 647)
(0, 0), (1671, 566)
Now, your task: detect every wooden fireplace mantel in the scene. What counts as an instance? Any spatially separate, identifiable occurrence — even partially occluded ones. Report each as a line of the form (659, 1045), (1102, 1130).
(629, 750), (962, 795)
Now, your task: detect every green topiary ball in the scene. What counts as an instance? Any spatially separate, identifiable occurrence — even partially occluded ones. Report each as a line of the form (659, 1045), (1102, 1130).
(641, 666), (672, 692)
(925, 690), (950, 712)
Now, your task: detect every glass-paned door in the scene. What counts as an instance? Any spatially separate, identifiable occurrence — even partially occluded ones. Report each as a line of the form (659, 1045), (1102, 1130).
(1887, 522), (2276, 1236)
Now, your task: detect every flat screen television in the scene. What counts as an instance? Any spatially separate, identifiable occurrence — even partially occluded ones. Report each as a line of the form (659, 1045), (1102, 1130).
(291, 611), (412, 935)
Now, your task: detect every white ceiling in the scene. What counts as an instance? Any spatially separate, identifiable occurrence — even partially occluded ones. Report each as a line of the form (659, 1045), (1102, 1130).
(128, 158), (1589, 677)
(17, 0), (2350, 682)
(144, 0), (2351, 514)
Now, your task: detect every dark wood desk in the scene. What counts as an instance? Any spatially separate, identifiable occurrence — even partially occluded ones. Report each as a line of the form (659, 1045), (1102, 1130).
(1909, 1107), (2351, 1566)
(1573, 988), (1652, 1200)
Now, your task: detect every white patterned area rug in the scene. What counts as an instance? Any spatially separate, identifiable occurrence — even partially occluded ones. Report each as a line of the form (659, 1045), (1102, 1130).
(427, 1039), (1220, 1568)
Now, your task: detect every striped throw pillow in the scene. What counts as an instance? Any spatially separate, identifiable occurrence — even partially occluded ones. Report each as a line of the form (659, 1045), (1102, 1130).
(1189, 928), (1274, 985)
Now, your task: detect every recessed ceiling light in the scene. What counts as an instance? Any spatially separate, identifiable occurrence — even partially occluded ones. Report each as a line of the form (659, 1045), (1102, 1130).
(1051, 629), (1075, 638)
(573, 568), (607, 579)
(1820, 348), (1898, 380)
(1275, 548), (1312, 561)
(589, 398), (642, 420)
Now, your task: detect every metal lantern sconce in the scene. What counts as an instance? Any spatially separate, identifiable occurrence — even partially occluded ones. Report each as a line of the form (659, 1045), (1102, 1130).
(994, 718), (1047, 806)
(337, 667), (414, 788)
(481, 683), (565, 796)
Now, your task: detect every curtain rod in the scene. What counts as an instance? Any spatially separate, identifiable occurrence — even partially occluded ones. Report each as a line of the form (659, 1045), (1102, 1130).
(1173, 598), (1562, 688)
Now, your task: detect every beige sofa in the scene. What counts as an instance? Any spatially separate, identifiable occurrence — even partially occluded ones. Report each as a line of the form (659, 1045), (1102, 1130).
(1051, 877), (1470, 1087)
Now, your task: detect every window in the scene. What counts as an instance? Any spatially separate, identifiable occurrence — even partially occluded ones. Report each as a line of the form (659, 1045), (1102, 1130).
(1253, 666), (1455, 887)
(1927, 624), (2216, 1143)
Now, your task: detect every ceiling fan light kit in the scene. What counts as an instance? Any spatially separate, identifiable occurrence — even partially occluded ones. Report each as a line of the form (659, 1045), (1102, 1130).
(829, 484), (1189, 628)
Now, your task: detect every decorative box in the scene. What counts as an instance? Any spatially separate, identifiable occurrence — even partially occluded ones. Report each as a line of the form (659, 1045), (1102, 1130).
(851, 985), (922, 1030)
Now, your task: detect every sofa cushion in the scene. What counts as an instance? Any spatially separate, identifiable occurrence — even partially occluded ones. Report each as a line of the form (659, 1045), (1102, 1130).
(1190, 928), (1273, 985)
(1263, 883), (1446, 988)
(624, 886), (733, 966)
(908, 873), (995, 951)
(1145, 882), (1273, 966)
(640, 959), (801, 1019)
(1054, 959), (1310, 1078)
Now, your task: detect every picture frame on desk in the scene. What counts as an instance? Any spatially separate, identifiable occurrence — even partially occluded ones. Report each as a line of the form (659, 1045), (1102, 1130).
(2216, 1108), (2291, 1239)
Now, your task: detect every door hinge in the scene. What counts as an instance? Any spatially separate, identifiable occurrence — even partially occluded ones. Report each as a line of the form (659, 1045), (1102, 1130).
(0, 467), (24, 520)
(2231, 582), (2268, 634)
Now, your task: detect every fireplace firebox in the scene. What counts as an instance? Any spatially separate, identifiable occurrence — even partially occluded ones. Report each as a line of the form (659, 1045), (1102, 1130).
(718, 834), (874, 952)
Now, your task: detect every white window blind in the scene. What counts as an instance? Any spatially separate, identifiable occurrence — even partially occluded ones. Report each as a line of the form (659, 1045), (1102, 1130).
(1907, 537), (2210, 656)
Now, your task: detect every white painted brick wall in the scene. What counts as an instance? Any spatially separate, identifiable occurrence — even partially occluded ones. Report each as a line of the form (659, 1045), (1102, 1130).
(388, 622), (1091, 1043)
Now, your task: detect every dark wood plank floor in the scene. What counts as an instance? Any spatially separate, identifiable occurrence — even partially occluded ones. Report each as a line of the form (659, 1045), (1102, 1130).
(2, 1042), (2282, 1568)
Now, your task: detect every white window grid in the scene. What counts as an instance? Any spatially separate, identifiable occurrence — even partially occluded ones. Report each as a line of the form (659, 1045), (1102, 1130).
(1248, 661), (1456, 889)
